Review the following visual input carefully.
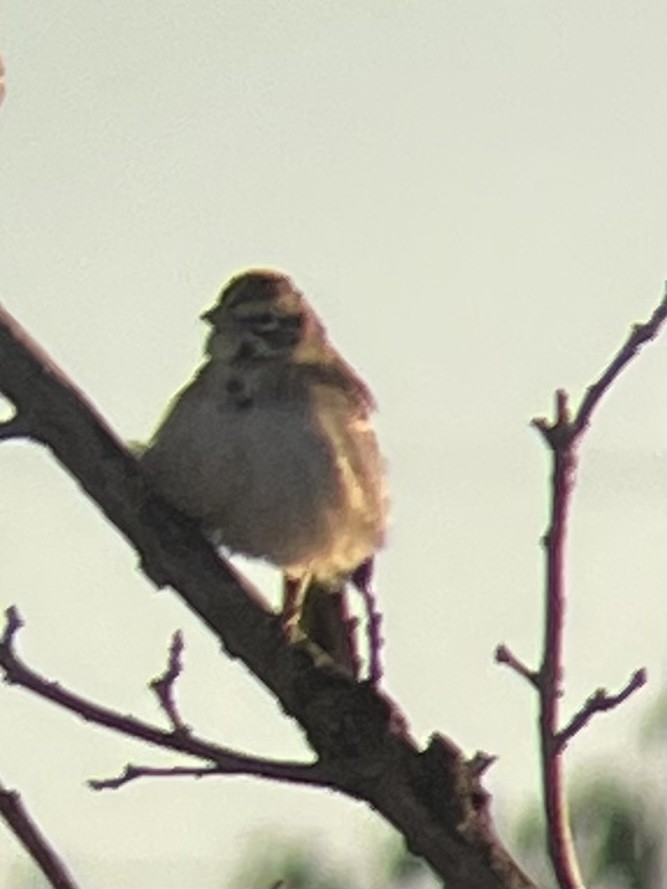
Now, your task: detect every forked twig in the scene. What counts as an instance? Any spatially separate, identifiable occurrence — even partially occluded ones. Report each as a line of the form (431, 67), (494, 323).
(497, 286), (667, 889)
(150, 630), (190, 733)
(557, 668), (647, 752)
(0, 608), (336, 795)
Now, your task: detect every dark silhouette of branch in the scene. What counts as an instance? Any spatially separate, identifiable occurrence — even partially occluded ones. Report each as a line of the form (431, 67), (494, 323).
(150, 630), (190, 733)
(89, 764), (246, 791)
(556, 668), (647, 752)
(494, 644), (539, 688)
(571, 295), (667, 437)
(496, 285), (667, 889)
(0, 607), (336, 792)
(0, 778), (79, 889)
(535, 389), (584, 889)
(0, 302), (535, 889)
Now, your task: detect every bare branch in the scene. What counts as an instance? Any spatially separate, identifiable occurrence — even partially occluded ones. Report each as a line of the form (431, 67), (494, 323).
(497, 289), (665, 889)
(494, 644), (539, 688)
(0, 609), (335, 792)
(89, 757), (328, 792)
(150, 630), (189, 733)
(0, 780), (79, 889)
(557, 669), (647, 752)
(1, 604), (23, 643)
(89, 764), (229, 791)
(572, 285), (667, 437)
(536, 392), (581, 889)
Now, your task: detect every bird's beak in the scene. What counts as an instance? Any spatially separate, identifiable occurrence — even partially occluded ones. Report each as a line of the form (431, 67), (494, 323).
(200, 307), (214, 323)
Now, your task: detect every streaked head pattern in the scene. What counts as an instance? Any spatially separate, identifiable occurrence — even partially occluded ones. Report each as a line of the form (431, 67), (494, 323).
(202, 269), (328, 364)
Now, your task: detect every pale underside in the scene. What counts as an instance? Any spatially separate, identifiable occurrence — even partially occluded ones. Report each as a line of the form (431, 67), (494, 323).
(141, 359), (387, 584)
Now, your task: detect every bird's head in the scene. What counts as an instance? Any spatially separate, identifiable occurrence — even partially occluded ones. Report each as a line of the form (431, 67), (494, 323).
(202, 269), (330, 364)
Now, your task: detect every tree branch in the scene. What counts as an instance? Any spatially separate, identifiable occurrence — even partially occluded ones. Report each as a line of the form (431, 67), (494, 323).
(150, 630), (189, 734)
(1, 607), (336, 792)
(535, 390), (583, 889)
(0, 778), (80, 889)
(494, 644), (539, 688)
(572, 294), (667, 438)
(0, 302), (535, 889)
(496, 286), (666, 889)
(556, 668), (647, 752)
(89, 761), (327, 792)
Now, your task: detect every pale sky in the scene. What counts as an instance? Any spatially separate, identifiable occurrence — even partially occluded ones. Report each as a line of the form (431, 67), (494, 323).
(1, 3), (665, 887)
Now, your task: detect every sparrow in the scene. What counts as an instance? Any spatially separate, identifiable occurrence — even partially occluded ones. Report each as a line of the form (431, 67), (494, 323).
(141, 269), (388, 678)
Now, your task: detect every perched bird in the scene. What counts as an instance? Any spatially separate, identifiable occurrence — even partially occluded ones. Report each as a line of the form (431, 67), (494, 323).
(141, 269), (388, 677)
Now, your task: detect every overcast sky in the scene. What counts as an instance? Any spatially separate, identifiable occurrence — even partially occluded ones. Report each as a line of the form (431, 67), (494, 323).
(1, 3), (665, 887)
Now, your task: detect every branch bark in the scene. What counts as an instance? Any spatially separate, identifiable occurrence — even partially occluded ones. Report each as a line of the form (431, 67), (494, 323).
(0, 302), (535, 889)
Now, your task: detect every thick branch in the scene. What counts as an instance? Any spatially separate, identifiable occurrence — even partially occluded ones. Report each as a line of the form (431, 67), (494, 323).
(0, 303), (535, 889)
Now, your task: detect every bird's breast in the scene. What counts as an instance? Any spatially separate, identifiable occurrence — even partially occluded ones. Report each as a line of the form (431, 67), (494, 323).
(142, 373), (385, 579)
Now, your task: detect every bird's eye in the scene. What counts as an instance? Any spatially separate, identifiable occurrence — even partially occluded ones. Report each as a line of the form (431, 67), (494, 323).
(249, 312), (277, 329)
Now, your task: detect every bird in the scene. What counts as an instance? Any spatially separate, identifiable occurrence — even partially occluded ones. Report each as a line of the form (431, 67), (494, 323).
(140, 269), (388, 678)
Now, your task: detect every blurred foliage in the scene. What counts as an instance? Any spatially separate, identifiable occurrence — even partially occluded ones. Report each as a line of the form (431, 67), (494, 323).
(230, 693), (665, 888)
(515, 772), (665, 889)
(226, 832), (353, 889)
(515, 688), (666, 889)
(227, 829), (435, 889)
(639, 688), (666, 749)
(0, 861), (48, 889)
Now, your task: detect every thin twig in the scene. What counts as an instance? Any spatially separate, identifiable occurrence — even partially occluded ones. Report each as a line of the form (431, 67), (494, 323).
(494, 644), (539, 688)
(572, 290), (667, 437)
(0, 608), (336, 793)
(0, 779), (80, 889)
(557, 668), (647, 752)
(89, 755), (326, 790)
(150, 630), (189, 733)
(89, 764), (223, 790)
